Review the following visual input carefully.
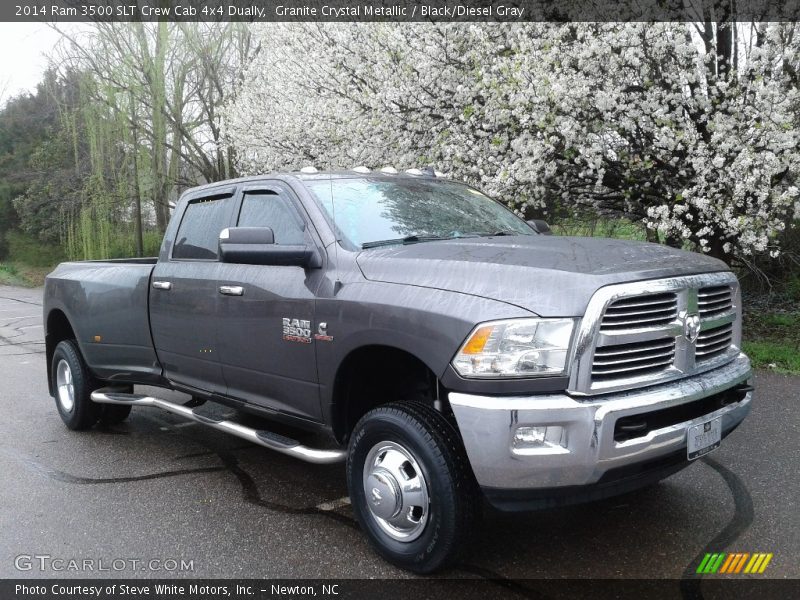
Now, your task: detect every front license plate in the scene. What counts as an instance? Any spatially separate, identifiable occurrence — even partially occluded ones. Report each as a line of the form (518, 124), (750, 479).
(687, 417), (722, 460)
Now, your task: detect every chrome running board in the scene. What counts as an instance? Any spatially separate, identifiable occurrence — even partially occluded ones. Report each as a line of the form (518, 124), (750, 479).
(90, 389), (346, 465)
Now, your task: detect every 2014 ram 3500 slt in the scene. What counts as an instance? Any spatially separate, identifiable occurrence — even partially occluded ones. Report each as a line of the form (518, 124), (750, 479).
(44, 171), (753, 572)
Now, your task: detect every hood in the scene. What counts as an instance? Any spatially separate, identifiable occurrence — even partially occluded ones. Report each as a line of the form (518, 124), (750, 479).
(356, 236), (729, 316)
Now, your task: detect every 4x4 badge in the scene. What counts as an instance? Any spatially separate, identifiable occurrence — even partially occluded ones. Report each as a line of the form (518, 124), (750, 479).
(314, 322), (334, 342)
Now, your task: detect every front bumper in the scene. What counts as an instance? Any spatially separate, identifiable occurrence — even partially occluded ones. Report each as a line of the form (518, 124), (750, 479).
(449, 353), (752, 505)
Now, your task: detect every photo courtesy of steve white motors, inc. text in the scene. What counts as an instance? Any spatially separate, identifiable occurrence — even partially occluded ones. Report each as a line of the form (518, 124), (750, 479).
(14, 583), (340, 597)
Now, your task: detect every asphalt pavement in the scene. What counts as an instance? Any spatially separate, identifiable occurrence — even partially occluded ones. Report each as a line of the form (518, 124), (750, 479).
(0, 285), (797, 585)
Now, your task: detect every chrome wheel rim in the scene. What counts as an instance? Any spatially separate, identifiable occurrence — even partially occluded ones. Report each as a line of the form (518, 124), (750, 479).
(362, 441), (429, 542)
(56, 359), (75, 413)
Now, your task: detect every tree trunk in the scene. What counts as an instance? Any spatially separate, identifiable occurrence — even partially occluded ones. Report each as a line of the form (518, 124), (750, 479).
(664, 234), (683, 250)
(130, 94), (144, 258)
(704, 234), (733, 265)
(716, 21), (734, 80)
(166, 68), (186, 216)
(645, 225), (660, 244)
(140, 21), (171, 233)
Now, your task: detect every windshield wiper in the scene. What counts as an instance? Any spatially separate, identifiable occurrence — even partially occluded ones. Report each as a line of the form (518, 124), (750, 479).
(458, 230), (519, 238)
(361, 235), (450, 249)
(483, 230), (517, 237)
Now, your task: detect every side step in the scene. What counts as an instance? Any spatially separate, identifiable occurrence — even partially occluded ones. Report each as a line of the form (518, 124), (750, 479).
(90, 389), (347, 465)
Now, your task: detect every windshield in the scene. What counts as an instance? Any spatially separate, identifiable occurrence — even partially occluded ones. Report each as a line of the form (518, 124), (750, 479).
(305, 177), (533, 249)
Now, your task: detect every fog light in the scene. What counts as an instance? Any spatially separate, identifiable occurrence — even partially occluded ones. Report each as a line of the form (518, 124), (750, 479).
(513, 426), (566, 450)
(514, 426), (547, 446)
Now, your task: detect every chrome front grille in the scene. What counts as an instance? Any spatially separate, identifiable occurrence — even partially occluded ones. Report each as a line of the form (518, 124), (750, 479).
(570, 272), (742, 395)
(592, 337), (676, 381)
(696, 323), (733, 361)
(600, 293), (678, 331)
(698, 285), (733, 318)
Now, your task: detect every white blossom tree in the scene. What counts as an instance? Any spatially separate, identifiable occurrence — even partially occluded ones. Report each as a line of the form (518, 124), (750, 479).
(224, 22), (799, 265)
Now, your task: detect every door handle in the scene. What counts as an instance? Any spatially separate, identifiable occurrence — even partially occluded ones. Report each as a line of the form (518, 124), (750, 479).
(219, 285), (244, 296)
(152, 281), (172, 290)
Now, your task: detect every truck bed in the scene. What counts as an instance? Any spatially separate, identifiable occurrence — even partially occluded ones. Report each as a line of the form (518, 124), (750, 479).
(44, 259), (162, 384)
(78, 257), (159, 265)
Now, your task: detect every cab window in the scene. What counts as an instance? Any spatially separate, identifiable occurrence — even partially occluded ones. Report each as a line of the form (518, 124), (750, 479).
(173, 196), (232, 260)
(237, 192), (305, 245)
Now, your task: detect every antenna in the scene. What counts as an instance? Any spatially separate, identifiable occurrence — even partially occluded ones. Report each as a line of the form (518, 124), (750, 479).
(329, 160), (342, 295)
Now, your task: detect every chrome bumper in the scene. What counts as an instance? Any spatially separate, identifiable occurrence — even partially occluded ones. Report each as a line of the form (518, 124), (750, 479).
(449, 354), (752, 490)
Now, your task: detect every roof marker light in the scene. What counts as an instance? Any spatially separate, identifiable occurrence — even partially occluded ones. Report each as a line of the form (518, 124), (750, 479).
(300, 166), (318, 174)
(405, 168), (423, 175)
(352, 166), (371, 173)
(380, 166), (398, 174)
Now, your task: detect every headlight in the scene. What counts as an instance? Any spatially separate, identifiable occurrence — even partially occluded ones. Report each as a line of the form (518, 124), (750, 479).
(452, 318), (577, 378)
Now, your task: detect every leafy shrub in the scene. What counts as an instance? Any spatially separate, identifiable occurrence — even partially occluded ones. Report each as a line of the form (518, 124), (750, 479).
(6, 231), (66, 267)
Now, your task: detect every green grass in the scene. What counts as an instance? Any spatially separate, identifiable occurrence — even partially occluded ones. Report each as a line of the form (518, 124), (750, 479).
(551, 218), (647, 241)
(0, 262), (52, 287)
(0, 263), (25, 286)
(742, 341), (800, 374)
(743, 310), (800, 374)
(0, 232), (62, 286)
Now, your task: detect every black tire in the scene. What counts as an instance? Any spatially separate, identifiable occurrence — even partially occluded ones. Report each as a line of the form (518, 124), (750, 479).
(98, 384), (133, 425)
(100, 404), (132, 425)
(51, 339), (101, 430)
(347, 401), (479, 574)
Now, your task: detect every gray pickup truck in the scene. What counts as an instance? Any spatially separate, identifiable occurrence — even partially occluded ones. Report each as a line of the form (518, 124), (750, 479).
(44, 171), (753, 572)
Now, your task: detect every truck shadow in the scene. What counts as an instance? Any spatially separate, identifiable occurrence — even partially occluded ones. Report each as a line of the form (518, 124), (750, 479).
(469, 458), (751, 581)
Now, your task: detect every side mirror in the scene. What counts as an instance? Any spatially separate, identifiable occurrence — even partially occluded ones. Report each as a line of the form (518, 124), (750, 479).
(219, 227), (321, 267)
(527, 219), (553, 235)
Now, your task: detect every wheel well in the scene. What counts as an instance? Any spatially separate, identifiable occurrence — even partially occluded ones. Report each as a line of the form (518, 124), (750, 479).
(332, 346), (444, 444)
(45, 310), (76, 396)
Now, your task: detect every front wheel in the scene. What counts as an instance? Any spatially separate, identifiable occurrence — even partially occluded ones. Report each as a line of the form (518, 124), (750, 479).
(100, 403), (132, 425)
(97, 384), (133, 425)
(51, 339), (101, 430)
(347, 402), (479, 573)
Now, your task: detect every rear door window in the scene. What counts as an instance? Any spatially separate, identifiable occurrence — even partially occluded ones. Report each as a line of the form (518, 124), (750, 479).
(173, 196), (232, 260)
